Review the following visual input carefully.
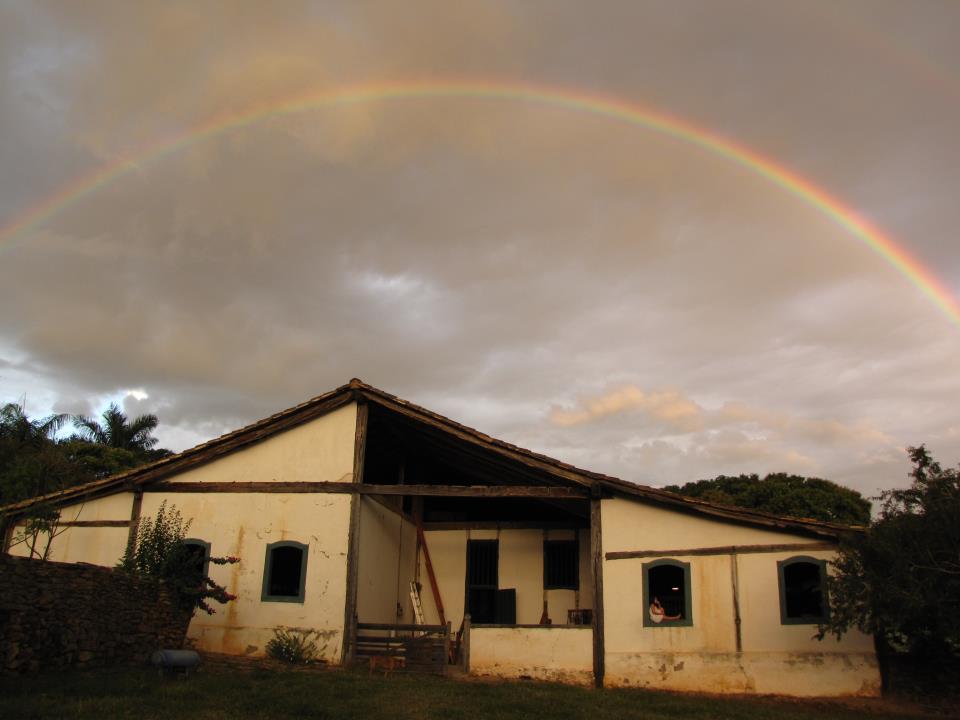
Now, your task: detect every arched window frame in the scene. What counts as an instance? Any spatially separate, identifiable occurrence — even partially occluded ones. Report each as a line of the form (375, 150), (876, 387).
(777, 555), (829, 625)
(182, 538), (211, 579)
(642, 558), (693, 628)
(261, 540), (309, 603)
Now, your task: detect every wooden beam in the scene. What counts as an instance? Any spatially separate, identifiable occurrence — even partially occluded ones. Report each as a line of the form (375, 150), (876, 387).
(422, 521), (586, 531)
(417, 523), (446, 627)
(366, 485), (588, 498)
(604, 541), (835, 561)
(342, 401), (367, 665)
(357, 622), (447, 632)
(145, 481), (589, 498)
(590, 494), (605, 688)
(125, 490), (143, 559)
(59, 520), (130, 528)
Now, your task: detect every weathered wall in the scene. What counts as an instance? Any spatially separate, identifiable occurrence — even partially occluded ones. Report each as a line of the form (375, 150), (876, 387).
(420, 528), (592, 627)
(141, 491), (351, 661)
(135, 408), (358, 660)
(8, 492), (133, 567)
(470, 626), (593, 684)
(356, 498), (418, 624)
(7, 405), (360, 663)
(600, 497), (880, 697)
(0, 555), (191, 674)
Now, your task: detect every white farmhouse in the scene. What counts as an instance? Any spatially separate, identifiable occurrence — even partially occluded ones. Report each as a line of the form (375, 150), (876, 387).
(1, 379), (879, 695)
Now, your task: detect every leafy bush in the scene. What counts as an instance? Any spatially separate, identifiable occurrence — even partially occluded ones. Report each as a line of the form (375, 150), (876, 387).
(821, 446), (960, 660)
(265, 627), (320, 664)
(119, 501), (238, 615)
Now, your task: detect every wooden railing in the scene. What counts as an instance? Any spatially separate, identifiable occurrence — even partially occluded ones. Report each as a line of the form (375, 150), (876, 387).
(354, 622), (451, 675)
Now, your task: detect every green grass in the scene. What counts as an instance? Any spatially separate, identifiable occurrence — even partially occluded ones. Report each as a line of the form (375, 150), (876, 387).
(0, 666), (932, 720)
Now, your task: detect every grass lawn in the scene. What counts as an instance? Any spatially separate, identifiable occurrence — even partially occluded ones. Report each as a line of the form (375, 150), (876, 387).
(0, 665), (939, 720)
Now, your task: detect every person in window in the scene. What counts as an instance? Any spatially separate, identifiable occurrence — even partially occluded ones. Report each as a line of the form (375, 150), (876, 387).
(649, 596), (682, 623)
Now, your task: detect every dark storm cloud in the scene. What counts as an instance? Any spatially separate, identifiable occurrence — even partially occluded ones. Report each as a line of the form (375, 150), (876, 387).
(1, 0), (958, 495)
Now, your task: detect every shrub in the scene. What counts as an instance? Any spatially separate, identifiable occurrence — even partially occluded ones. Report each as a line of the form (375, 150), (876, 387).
(266, 627), (320, 664)
(119, 501), (239, 615)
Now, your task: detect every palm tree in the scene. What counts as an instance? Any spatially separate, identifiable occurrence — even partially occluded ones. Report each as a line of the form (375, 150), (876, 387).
(0, 401), (68, 448)
(72, 403), (160, 452)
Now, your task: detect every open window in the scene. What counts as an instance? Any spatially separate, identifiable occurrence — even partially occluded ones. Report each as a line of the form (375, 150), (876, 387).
(261, 541), (309, 603)
(544, 539), (579, 590)
(181, 538), (210, 587)
(778, 556), (828, 624)
(466, 540), (499, 623)
(642, 559), (692, 627)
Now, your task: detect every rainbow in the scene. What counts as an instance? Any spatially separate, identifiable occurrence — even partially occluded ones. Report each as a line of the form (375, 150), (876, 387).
(2, 79), (958, 326)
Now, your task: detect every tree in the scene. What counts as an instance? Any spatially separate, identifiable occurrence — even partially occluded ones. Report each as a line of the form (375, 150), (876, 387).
(821, 446), (960, 660)
(72, 403), (161, 453)
(0, 398), (171, 509)
(0, 401), (67, 447)
(0, 402), (74, 505)
(664, 472), (872, 526)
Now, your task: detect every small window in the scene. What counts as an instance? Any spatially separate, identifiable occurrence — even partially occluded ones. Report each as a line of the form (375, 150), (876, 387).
(544, 540), (579, 590)
(262, 541), (309, 603)
(181, 538), (211, 586)
(643, 559), (693, 627)
(778, 556), (828, 624)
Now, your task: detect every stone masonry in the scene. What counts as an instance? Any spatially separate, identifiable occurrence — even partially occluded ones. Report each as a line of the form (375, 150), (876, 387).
(0, 554), (192, 674)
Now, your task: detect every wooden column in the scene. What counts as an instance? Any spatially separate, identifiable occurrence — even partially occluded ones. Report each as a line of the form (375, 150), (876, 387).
(730, 552), (743, 653)
(462, 613), (471, 672)
(590, 488), (605, 688)
(341, 400), (368, 665)
(443, 621), (452, 675)
(125, 490), (143, 559)
(0, 514), (15, 554)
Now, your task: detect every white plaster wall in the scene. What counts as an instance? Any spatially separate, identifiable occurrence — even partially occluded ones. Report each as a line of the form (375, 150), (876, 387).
(470, 627), (593, 684)
(8, 492), (133, 567)
(736, 550), (874, 654)
(602, 497), (817, 553)
(356, 498), (418, 624)
(419, 529), (466, 626)
(141, 491), (351, 661)
(171, 403), (357, 484)
(600, 497), (880, 696)
(419, 528), (592, 627)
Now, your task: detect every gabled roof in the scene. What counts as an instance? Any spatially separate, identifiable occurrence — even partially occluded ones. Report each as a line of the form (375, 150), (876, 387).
(1, 379), (858, 539)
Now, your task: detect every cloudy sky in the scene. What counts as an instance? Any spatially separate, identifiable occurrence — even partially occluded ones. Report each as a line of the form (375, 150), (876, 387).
(1, 1), (958, 499)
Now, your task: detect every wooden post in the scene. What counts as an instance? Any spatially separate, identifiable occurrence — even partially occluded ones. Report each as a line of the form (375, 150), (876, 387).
(443, 621), (451, 675)
(590, 489), (605, 688)
(462, 613), (471, 673)
(125, 490), (143, 559)
(342, 400), (368, 665)
(0, 514), (15, 554)
(730, 552), (742, 653)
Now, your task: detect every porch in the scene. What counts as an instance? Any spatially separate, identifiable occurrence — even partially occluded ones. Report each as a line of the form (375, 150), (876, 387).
(344, 400), (604, 684)
(349, 616), (594, 684)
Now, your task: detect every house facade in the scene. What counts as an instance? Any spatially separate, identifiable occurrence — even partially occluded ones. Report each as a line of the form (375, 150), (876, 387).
(0, 379), (880, 696)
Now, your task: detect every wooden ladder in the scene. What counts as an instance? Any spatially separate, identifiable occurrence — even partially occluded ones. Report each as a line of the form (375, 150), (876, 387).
(410, 581), (426, 625)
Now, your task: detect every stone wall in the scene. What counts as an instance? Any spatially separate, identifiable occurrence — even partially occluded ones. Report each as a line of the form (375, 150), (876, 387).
(0, 555), (192, 674)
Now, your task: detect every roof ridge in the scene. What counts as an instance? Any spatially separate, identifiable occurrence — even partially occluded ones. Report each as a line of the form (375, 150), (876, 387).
(1, 378), (859, 538)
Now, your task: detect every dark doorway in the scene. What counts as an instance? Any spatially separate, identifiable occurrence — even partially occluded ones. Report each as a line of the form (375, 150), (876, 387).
(466, 540), (498, 624)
